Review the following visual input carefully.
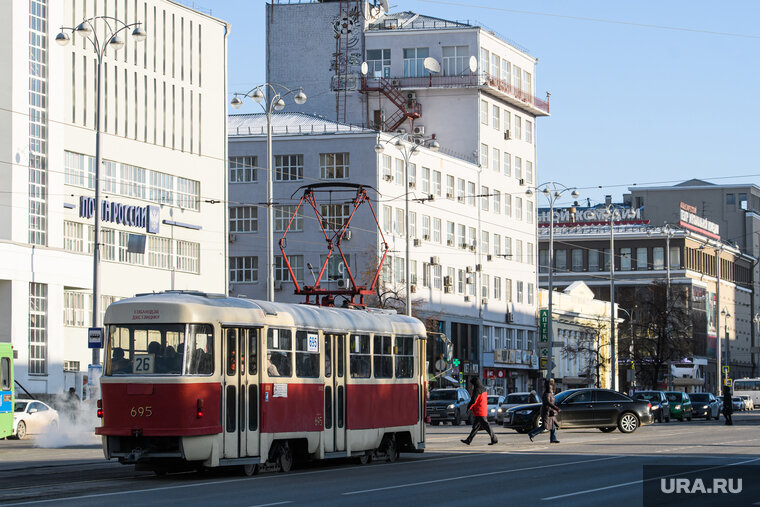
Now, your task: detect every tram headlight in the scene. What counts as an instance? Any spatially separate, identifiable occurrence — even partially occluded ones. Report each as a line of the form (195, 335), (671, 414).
(447, 404), (455, 410)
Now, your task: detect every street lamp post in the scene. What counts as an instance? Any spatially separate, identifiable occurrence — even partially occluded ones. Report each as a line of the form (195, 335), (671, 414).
(618, 306), (637, 392)
(231, 85), (307, 302)
(721, 308), (731, 385)
(374, 133), (440, 316)
(530, 182), (578, 380)
(57, 18), (147, 366)
(649, 224), (677, 389)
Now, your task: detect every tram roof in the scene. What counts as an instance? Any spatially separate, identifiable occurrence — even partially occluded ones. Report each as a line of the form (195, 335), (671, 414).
(105, 291), (427, 337)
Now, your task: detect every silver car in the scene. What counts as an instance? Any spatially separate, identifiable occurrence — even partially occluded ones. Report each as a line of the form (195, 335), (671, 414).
(486, 395), (505, 422)
(496, 391), (540, 424)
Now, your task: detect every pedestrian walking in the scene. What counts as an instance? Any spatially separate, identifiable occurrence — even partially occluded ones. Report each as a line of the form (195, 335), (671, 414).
(528, 378), (561, 443)
(461, 377), (498, 446)
(722, 385), (733, 425)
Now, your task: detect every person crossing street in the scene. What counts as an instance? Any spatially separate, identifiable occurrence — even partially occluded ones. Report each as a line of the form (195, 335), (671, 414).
(461, 377), (498, 446)
(528, 378), (561, 443)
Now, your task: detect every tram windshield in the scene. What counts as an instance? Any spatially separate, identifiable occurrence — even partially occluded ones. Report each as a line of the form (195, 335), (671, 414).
(106, 323), (214, 375)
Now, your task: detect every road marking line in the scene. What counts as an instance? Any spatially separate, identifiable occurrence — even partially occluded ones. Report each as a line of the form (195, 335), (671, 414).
(247, 502), (292, 507)
(341, 455), (622, 495)
(541, 457), (760, 500)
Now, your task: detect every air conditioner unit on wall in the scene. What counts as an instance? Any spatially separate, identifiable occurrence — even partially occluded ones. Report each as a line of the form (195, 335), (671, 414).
(408, 181), (416, 188)
(504, 130), (511, 140)
(444, 286), (453, 294)
(464, 295), (471, 302)
(519, 178), (525, 186)
(407, 92), (417, 101)
(229, 233), (237, 243)
(383, 174), (393, 182)
(413, 238), (422, 247)
(337, 278), (349, 289)
(413, 125), (425, 135)
(343, 230), (352, 241)
(391, 79), (401, 87)
(430, 256), (440, 265)
(506, 312), (514, 323)
(481, 298), (488, 305)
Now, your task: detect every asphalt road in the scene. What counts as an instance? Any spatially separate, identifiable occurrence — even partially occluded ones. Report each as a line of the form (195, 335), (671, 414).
(1, 411), (759, 506)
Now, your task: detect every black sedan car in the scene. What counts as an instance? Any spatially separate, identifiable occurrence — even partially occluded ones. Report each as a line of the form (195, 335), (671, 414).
(503, 388), (654, 434)
(689, 392), (721, 420)
(633, 391), (670, 423)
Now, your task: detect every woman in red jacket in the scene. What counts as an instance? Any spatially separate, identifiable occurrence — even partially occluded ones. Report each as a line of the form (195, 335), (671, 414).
(461, 376), (498, 445)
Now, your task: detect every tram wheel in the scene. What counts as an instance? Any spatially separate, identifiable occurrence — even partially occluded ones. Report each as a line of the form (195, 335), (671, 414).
(357, 453), (372, 465)
(278, 443), (293, 473)
(241, 464), (259, 476)
(385, 437), (399, 463)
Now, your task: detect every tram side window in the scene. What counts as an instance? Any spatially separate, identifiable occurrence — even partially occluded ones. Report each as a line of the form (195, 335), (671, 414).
(373, 335), (393, 378)
(267, 328), (292, 377)
(349, 334), (370, 378)
(248, 329), (258, 376)
(185, 325), (214, 375)
(295, 331), (320, 378)
(324, 335), (332, 378)
(395, 336), (414, 378)
(226, 329), (237, 376)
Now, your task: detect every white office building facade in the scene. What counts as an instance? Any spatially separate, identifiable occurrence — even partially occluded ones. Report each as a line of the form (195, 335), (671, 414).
(0, 0), (229, 396)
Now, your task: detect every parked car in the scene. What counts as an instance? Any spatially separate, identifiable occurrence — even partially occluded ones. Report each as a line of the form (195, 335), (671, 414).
(486, 395), (505, 422)
(12, 400), (59, 439)
(689, 392), (721, 420)
(496, 392), (540, 425)
(738, 395), (755, 411)
(502, 388), (654, 434)
(633, 391), (670, 423)
(732, 397), (745, 412)
(426, 388), (471, 425)
(664, 391), (693, 421)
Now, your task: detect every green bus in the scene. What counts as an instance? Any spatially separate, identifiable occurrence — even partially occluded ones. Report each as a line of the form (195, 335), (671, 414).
(0, 343), (14, 439)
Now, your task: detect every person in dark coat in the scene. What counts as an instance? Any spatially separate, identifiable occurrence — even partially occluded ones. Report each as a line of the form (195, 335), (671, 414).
(461, 377), (498, 445)
(528, 378), (561, 443)
(722, 385), (733, 425)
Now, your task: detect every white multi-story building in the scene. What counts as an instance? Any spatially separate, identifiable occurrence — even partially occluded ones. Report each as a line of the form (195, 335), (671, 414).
(230, 0), (547, 392)
(0, 0), (229, 396)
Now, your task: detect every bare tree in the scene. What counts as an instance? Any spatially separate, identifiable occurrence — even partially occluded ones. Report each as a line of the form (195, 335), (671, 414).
(561, 316), (610, 388)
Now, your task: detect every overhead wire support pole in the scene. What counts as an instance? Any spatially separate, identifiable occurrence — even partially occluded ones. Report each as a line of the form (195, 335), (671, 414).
(231, 84), (307, 302)
(56, 18), (147, 367)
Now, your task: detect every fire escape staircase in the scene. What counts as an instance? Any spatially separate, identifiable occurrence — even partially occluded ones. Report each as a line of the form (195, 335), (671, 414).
(361, 77), (421, 131)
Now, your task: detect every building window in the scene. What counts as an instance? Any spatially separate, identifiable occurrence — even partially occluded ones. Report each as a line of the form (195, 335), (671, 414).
(492, 105), (500, 130)
(230, 256), (258, 283)
(481, 231), (489, 254)
(603, 248), (611, 271)
(382, 154), (392, 179)
(636, 247), (648, 270)
(321, 203), (351, 231)
(505, 194), (512, 217)
(526, 120), (533, 143)
(481, 186), (489, 211)
(320, 152), (349, 179)
(394, 158), (404, 185)
(526, 161), (533, 185)
(403, 47), (429, 77)
(480, 100), (488, 125)
(433, 170), (442, 196)
(505, 278), (512, 302)
(492, 147), (500, 172)
(526, 200), (534, 224)
(572, 249), (583, 272)
(64, 151), (95, 188)
(457, 178), (465, 202)
(148, 236), (171, 269)
(726, 193), (735, 205)
(669, 246), (681, 268)
(503, 152), (511, 176)
(480, 48), (489, 78)
(382, 205), (392, 234)
(493, 191), (501, 214)
(620, 248), (632, 271)
(63, 290), (87, 327)
(230, 206), (258, 233)
(175, 240), (200, 274)
(490, 53), (500, 78)
(229, 155), (257, 183)
(433, 264), (443, 290)
(421, 167), (430, 193)
(480, 143), (488, 167)
(481, 274), (490, 299)
(275, 255), (303, 283)
(505, 237), (512, 258)
(468, 182), (476, 207)
(442, 45), (468, 75)
(528, 283), (534, 305)
(515, 157), (522, 180)
(64, 221), (84, 253)
(366, 48), (391, 78)
(447, 175), (455, 199)
(539, 249), (548, 273)
(422, 215), (430, 240)
(527, 242), (534, 265)
(275, 205), (303, 232)
(516, 281), (524, 304)
(149, 171), (174, 205)
(275, 154), (303, 181)
(433, 218), (441, 243)
(515, 197), (523, 221)
(28, 282), (47, 375)
(555, 249), (567, 271)
(589, 249), (600, 271)
(494, 277), (501, 300)
(395, 208), (405, 236)
(494, 233), (502, 256)
(176, 177), (200, 210)
(653, 247), (665, 270)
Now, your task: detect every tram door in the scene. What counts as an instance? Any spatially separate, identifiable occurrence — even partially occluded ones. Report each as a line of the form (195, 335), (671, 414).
(223, 327), (261, 460)
(417, 335), (427, 445)
(323, 333), (346, 454)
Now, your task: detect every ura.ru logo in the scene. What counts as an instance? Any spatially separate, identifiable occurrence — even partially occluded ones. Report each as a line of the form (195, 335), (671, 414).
(661, 478), (742, 494)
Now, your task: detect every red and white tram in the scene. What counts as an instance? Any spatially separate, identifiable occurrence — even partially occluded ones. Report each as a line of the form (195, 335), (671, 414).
(96, 291), (428, 474)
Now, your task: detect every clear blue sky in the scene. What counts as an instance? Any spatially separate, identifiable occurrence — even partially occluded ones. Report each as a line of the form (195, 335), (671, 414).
(210, 0), (760, 206)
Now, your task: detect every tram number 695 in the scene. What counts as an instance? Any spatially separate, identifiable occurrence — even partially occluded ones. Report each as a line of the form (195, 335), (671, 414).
(130, 406), (153, 417)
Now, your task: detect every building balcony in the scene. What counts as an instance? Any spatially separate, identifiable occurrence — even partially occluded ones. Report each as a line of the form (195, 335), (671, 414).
(363, 73), (550, 116)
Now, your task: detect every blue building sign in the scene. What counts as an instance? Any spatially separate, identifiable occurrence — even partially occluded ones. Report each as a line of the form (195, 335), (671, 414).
(79, 197), (160, 234)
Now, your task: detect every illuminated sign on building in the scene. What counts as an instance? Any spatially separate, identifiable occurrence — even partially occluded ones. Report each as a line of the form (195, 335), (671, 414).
(678, 202), (719, 239)
(538, 207), (642, 224)
(79, 197), (160, 234)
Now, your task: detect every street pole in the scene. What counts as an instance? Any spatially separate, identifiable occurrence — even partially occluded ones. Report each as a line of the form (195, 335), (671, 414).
(716, 245), (722, 392)
(404, 149), (411, 316)
(57, 19), (147, 367)
(547, 198), (555, 379)
(92, 54), (103, 366)
(266, 108), (274, 302)
(666, 228), (672, 391)
(608, 206), (617, 391)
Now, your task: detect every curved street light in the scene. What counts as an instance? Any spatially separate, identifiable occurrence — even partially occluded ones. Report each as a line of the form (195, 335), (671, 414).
(57, 16), (147, 367)
(230, 84), (307, 302)
(374, 132), (440, 317)
(530, 182), (579, 381)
